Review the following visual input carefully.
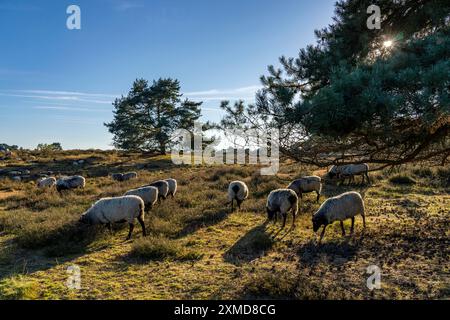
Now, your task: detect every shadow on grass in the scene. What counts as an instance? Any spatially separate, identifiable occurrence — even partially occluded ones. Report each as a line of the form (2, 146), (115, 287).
(296, 236), (363, 267)
(177, 208), (231, 238)
(223, 222), (274, 265)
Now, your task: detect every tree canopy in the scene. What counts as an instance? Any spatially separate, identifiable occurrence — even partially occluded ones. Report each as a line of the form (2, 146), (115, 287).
(218, 0), (450, 168)
(105, 78), (203, 153)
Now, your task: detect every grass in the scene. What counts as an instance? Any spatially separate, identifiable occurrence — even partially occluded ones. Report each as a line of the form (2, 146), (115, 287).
(130, 236), (203, 261)
(389, 174), (417, 185)
(0, 150), (448, 299)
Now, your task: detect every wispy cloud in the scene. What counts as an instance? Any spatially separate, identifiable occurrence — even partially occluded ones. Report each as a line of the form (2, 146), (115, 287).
(184, 85), (261, 101)
(0, 90), (116, 105)
(33, 106), (110, 112)
(114, 1), (144, 11)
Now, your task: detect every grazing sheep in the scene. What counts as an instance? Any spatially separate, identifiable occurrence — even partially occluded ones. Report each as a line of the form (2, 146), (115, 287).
(56, 175), (86, 192)
(227, 181), (249, 211)
(111, 173), (124, 182)
(266, 189), (298, 229)
(37, 177), (56, 189)
(165, 178), (177, 198)
(122, 172), (138, 181)
(79, 195), (146, 240)
(124, 186), (158, 211)
(143, 180), (169, 201)
(287, 176), (322, 202)
(312, 191), (366, 243)
(340, 164), (370, 184)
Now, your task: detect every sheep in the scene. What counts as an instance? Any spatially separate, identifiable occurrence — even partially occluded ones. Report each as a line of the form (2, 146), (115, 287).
(165, 178), (177, 198)
(56, 175), (86, 192)
(287, 176), (322, 202)
(312, 191), (366, 243)
(266, 189), (298, 229)
(143, 180), (169, 202)
(227, 181), (249, 211)
(111, 173), (124, 182)
(79, 195), (146, 240)
(339, 164), (370, 184)
(122, 172), (138, 181)
(37, 177), (56, 189)
(124, 186), (158, 211)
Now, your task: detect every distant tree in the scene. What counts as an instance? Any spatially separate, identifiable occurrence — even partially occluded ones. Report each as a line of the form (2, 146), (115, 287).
(0, 143), (19, 151)
(36, 143), (63, 152)
(105, 78), (203, 154)
(218, 0), (450, 168)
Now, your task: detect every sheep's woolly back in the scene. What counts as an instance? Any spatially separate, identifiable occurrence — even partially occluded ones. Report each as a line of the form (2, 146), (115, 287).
(82, 195), (144, 225)
(341, 164), (369, 176)
(37, 177), (56, 188)
(314, 191), (364, 224)
(146, 180), (169, 198)
(165, 178), (177, 196)
(228, 181), (249, 202)
(57, 175), (86, 189)
(122, 172), (138, 181)
(267, 188), (298, 215)
(288, 176), (322, 195)
(111, 173), (123, 181)
(124, 186), (158, 207)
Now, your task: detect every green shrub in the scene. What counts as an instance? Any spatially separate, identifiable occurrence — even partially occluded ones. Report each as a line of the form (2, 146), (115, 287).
(389, 175), (417, 185)
(0, 276), (39, 300)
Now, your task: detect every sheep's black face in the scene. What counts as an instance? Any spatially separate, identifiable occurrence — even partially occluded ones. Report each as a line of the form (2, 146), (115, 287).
(328, 172), (336, 179)
(267, 207), (276, 220)
(312, 217), (321, 232)
(79, 214), (90, 225)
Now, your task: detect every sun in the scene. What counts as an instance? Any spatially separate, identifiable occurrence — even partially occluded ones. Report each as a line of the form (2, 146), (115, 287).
(383, 40), (393, 48)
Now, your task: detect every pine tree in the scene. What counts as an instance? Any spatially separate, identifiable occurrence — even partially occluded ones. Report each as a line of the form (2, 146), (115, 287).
(105, 78), (203, 153)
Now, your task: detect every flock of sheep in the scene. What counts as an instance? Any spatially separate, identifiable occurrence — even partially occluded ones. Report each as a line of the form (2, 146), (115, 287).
(36, 163), (370, 243)
(228, 163), (369, 243)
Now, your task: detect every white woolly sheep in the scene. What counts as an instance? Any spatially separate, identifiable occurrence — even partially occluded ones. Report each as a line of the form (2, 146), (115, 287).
(339, 164), (370, 184)
(266, 189), (298, 229)
(111, 173), (124, 181)
(124, 186), (158, 211)
(228, 181), (249, 211)
(165, 178), (177, 198)
(79, 195), (146, 240)
(287, 176), (322, 202)
(56, 175), (86, 192)
(37, 177), (56, 189)
(312, 191), (366, 243)
(122, 172), (138, 181)
(144, 180), (169, 202)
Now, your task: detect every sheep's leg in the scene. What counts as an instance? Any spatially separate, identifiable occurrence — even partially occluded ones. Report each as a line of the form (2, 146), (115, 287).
(362, 214), (366, 229)
(231, 199), (234, 211)
(137, 216), (146, 237)
(237, 199), (242, 210)
(350, 217), (355, 234)
(106, 223), (113, 234)
(291, 208), (296, 229)
(171, 192), (174, 198)
(281, 213), (287, 229)
(365, 173), (371, 184)
(340, 221), (345, 236)
(316, 191), (320, 203)
(126, 223), (135, 240)
(319, 225), (327, 243)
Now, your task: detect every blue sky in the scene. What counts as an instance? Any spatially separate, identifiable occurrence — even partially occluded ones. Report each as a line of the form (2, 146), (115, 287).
(0, 0), (336, 149)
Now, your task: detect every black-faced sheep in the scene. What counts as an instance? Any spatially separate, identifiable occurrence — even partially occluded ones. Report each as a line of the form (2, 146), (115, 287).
(143, 180), (169, 202)
(227, 181), (249, 211)
(340, 164), (370, 184)
(287, 176), (322, 202)
(37, 177), (56, 189)
(56, 175), (86, 192)
(122, 172), (138, 181)
(79, 195), (146, 240)
(266, 189), (298, 229)
(165, 178), (177, 198)
(124, 186), (158, 211)
(111, 173), (124, 182)
(312, 191), (366, 243)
